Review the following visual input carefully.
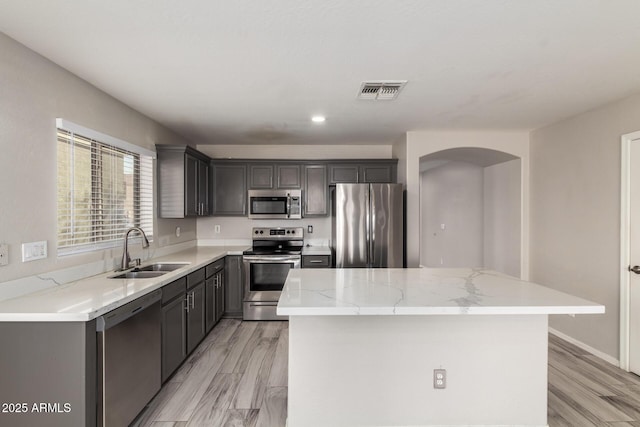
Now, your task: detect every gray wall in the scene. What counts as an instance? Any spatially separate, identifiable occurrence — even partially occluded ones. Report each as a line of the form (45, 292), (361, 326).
(420, 161), (485, 268)
(530, 92), (640, 360)
(0, 33), (194, 284)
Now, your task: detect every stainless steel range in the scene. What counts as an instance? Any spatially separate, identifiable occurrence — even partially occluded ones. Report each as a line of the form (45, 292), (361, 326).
(242, 227), (303, 320)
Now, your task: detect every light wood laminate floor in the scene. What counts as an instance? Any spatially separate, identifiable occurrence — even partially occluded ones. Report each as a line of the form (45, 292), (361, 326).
(134, 319), (640, 426)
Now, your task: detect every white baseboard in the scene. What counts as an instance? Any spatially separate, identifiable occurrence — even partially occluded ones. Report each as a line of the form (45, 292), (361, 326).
(549, 327), (620, 367)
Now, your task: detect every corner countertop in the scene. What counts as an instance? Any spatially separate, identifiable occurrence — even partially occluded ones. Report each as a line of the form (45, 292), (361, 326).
(277, 268), (605, 316)
(301, 245), (331, 256)
(0, 246), (248, 322)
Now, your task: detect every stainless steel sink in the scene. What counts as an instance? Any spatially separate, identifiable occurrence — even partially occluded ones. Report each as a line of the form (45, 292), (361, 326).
(110, 271), (167, 279)
(109, 262), (189, 279)
(136, 263), (190, 272)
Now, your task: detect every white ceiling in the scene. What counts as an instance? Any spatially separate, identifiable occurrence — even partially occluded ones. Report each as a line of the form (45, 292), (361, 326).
(2, 0), (640, 145)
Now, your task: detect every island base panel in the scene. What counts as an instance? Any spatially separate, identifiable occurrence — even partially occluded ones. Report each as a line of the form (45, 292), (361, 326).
(287, 314), (548, 426)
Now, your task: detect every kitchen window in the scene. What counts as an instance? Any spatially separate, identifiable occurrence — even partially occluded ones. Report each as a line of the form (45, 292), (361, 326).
(56, 119), (154, 256)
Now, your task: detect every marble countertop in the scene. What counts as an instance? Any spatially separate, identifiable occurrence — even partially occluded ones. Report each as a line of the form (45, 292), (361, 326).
(0, 246), (248, 322)
(277, 268), (605, 316)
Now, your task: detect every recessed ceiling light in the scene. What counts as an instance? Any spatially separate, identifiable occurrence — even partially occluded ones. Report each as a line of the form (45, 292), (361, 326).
(311, 115), (326, 123)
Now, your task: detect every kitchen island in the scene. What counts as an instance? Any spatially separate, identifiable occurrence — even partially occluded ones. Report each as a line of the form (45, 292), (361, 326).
(277, 268), (605, 427)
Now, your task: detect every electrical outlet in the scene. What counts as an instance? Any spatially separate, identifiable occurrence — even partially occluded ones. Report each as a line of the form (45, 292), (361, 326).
(175, 226), (181, 237)
(0, 244), (8, 266)
(21, 241), (47, 262)
(434, 369), (446, 389)
(214, 225), (221, 234)
(307, 225), (313, 233)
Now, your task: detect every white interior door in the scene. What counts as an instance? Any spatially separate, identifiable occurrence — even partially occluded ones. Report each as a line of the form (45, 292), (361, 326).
(628, 138), (640, 374)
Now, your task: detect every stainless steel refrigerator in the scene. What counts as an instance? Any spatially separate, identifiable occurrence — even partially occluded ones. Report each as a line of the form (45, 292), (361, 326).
(331, 183), (404, 268)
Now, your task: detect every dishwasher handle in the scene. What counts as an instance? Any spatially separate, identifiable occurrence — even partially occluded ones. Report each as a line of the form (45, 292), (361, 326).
(97, 289), (162, 332)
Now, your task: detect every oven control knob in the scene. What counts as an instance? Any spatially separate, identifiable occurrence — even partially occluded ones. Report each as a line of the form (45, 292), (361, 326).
(286, 230), (290, 234)
(254, 230), (259, 234)
(259, 230), (264, 234)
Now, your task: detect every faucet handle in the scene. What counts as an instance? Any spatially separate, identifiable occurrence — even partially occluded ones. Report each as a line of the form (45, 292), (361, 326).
(133, 258), (141, 267)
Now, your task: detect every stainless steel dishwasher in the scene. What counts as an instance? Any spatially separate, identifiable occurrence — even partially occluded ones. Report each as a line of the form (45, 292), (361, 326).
(97, 289), (162, 427)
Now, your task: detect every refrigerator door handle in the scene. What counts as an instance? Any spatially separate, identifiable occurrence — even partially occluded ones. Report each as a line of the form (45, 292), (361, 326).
(369, 187), (375, 267)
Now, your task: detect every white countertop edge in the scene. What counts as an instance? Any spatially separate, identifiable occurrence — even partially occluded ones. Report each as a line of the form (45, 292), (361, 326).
(277, 305), (605, 316)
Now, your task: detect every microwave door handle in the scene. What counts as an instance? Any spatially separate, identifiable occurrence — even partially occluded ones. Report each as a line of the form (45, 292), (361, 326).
(286, 194), (291, 218)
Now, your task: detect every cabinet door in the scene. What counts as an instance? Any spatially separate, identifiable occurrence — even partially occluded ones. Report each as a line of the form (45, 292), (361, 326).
(329, 164), (359, 184)
(216, 271), (225, 323)
(198, 160), (210, 215)
(277, 164), (301, 189)
(212, 163), (247, 215)
(186, 282), (206, 354)
(304, 165), (328, 216)
(205, 277), (215, 333)
(359, 164), (394, 183)
(249, 164), (274, 189)
(302, 255), (331, 268)
(185, 154), (200, 216)
(224, 255), (244, 318)
(161, 296), (187, 383)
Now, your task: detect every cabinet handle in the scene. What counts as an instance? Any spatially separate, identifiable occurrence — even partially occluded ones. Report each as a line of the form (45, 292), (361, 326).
(190, 291), (195, 309)
(184, 295), (190, 313)
(309, 260), (324, 263)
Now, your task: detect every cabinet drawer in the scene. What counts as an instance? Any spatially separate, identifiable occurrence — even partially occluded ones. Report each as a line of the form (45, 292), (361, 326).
(205, 258), (225, 278)
(162, 277), (187, 304)
(302, 255), (331, 268)
(187, 268), (206, 289)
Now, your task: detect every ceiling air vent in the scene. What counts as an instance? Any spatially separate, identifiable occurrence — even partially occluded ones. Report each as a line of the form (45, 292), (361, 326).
(357, 81), (407, 100)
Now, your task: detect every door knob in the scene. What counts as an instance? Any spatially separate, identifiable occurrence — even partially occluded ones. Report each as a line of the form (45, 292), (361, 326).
(629, 265), (640, 274)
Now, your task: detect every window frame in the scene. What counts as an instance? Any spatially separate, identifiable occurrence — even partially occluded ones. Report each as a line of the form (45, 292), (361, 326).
(56, 119), (155, 256)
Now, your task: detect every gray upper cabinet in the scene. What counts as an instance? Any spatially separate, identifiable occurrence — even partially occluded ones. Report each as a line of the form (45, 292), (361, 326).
(329, 164), (359, 184)
(359, 164), (395, 183)
(157, 145), (211, 218)
(212, 163), (247, 216)
(329, 161), (398, 184)
(277, 164), (301, 188)
(249, 164), (274, 189)
(249, 163), (301, 189)
(303, 165), (328, 216)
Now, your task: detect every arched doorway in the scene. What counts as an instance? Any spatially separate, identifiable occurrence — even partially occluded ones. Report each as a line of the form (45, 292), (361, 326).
(419, 147), (522, 277)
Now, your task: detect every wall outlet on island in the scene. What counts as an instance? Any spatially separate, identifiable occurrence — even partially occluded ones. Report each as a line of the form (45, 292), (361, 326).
(433, 369), (446, 389)
(214, 225), (221, 234)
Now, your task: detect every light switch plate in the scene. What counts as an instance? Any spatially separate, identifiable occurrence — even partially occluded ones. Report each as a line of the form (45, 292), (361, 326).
(22, 241), (47, 262)
(0, 244), (8, 266)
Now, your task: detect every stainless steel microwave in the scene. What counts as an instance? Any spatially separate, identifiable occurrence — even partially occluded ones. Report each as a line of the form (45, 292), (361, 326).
(248, 189), (302, 219)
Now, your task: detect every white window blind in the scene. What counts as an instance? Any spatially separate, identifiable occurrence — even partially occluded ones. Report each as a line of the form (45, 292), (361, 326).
(56, 122), (154, 256)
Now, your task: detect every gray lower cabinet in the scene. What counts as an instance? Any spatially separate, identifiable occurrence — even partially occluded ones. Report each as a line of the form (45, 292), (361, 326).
(186, 269), (206, 354)
(211, 163), (247, 215)
(215, 269), (225, 323)
(161, 277), (187, 383)
(205, 259), (225, 332)
(302, 255), (331, 268)
(224, 255), (244, 318)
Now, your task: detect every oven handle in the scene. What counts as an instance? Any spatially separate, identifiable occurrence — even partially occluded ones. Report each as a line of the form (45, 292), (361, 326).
(286, 194), (291, 219)
(243, 255), (301, 263)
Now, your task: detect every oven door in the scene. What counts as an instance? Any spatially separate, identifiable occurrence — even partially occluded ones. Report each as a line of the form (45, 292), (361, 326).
(243, 255), (300, 320)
